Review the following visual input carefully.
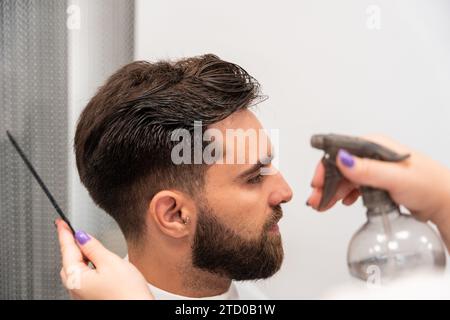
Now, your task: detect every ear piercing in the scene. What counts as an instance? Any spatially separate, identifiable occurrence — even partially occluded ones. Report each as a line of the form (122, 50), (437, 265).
(182, 216), (190, 225)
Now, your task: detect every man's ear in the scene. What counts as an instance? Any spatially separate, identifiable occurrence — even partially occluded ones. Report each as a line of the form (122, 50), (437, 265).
(148, 190), (195, 238)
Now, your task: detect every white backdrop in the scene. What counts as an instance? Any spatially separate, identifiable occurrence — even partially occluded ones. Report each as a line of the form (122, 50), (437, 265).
(135, 0), (450, 298)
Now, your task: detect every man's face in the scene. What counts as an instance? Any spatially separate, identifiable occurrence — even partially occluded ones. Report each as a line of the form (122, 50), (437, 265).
(191, 110), (293, 280)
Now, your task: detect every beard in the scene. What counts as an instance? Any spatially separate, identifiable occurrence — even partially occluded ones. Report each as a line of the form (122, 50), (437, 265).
(191, 203), (284, 281)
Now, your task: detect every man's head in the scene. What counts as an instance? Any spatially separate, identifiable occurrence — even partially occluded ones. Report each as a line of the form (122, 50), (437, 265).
(75, 54), (293, 281)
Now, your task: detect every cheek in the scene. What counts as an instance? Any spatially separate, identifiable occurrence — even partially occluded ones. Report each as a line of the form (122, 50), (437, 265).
(208, 187), (269, 238)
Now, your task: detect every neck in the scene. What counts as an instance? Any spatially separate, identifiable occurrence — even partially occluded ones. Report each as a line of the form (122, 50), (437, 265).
(128, 240), (232, 298)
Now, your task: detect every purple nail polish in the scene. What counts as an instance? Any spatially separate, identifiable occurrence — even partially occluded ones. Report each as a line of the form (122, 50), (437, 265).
(338, 149), (354, 168)
(75, 231), (91, 245)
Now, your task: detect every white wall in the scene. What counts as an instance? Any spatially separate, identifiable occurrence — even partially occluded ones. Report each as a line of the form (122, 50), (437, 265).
(135, 0), (450, 298)
(68, 0), (134, 256)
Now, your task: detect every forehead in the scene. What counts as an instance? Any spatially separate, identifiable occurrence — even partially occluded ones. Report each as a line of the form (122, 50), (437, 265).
(210, 109), (262, 132)
(207, 109), (272, 162)
(202, 110), (272, 188)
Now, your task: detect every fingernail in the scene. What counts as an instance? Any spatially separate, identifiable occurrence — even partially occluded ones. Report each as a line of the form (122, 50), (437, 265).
(53, 219), (57, 229)
(338, 149), (354, 168)
(75, 231), (91, 245)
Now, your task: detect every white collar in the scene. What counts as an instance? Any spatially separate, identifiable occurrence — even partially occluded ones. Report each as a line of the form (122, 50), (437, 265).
(147, 281), (240, 300)
(123, 255), (239, 300)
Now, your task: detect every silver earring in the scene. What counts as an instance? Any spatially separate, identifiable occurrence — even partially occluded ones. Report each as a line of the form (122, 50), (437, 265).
(183, 216), (190, 225)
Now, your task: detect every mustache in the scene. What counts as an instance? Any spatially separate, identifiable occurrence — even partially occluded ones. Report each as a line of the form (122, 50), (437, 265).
(264, 205), (283, 230)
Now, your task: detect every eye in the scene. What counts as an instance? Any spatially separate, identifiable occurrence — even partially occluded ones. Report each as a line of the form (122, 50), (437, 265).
(247, 173), (264, 184)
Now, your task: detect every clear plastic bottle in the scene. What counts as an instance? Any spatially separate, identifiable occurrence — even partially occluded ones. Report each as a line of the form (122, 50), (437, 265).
(310, 133), (447, 283)
(347, 189), (446, 283)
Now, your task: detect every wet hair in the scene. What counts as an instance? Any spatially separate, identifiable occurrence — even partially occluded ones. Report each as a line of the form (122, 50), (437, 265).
(74, 54), (262, 243)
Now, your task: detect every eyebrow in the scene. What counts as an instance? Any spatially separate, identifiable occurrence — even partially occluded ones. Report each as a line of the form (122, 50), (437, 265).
(237, 154), (273, 179)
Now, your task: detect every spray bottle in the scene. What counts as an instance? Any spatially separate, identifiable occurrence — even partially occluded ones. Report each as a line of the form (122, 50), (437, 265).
(311, 133), (446, 283)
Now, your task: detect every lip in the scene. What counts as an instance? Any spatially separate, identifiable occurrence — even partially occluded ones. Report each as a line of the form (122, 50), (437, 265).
(269, 223), (280, 233)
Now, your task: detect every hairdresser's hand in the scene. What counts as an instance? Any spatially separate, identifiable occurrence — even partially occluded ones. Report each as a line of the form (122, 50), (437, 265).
(307, 135), (450, 250)
(55, 218), (153, 300)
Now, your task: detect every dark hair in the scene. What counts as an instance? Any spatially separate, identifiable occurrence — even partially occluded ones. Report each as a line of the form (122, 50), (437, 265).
(74, 54), (262, 243)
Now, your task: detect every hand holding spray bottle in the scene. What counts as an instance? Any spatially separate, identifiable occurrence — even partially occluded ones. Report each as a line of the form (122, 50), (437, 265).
(311, 134), (446, 283)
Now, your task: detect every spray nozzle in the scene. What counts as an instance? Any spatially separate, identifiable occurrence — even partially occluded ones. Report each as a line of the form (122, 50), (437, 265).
(310, 134), (410, 211)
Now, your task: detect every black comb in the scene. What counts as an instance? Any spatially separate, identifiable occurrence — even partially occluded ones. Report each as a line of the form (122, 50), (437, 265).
(6, 130), (76, 234)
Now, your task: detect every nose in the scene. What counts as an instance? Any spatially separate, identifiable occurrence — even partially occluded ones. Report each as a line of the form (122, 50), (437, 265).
(268, 172), (293, 207)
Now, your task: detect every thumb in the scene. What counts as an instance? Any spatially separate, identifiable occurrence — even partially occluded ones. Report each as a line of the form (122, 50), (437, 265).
(336, 149), (406, 192)
(74, 230), (118, 268)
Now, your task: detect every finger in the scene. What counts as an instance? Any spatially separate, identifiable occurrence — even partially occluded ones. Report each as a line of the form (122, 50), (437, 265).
(308, 180), (356, 211)
(342, 189), (361, 206)
(73, 230), (119, 268)
(336, 149), (409, 192)
(310, 135), (409, 189)
(310, 160), (325, 188)
(56, 218), (85, 271)
(306, 187), (322, 208)
(362, 134), (411, 154)
(319, 180), (356, 211)
(57, 218), (73, 233)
